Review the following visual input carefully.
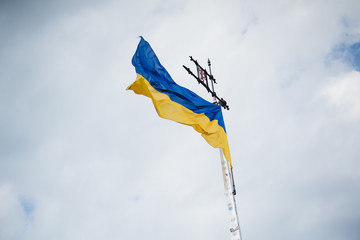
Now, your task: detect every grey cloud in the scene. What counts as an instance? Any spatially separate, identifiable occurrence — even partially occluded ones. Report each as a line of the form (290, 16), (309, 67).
(1, 0), (360, 240)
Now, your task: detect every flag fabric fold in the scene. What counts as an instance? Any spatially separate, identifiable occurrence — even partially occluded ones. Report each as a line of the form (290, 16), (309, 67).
(127, 37), (232, 167)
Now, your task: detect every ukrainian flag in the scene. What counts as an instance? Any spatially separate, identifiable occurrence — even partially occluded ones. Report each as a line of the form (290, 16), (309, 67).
(127, 37), (232, 167)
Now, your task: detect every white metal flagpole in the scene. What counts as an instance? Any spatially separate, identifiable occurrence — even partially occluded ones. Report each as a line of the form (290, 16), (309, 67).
(219, 149), (242, 240)
(186, 60), (240, 239)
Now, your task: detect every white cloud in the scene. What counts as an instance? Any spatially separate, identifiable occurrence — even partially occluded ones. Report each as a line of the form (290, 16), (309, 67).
(0, 185), (26, 240)
(1, 0), (360, 240)
(317, 71), (360, 120)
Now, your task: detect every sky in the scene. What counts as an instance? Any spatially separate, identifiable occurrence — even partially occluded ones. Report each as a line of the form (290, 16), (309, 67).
(1, 0), (360, 239)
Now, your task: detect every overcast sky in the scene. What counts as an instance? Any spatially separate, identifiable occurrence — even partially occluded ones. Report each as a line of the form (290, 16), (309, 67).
(1, 0), (360, 239)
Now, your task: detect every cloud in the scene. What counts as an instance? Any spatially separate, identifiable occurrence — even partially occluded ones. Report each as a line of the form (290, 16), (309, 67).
(1, 0), (360, 240)
(0, 185), (27, 239)
(317, 71), (360, 120)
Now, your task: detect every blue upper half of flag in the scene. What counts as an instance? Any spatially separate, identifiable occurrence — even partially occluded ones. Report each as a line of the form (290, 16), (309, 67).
(131, 37), (226, 132)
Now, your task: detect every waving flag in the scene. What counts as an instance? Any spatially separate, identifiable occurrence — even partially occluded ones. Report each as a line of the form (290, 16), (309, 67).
(127, 37), (232, 167)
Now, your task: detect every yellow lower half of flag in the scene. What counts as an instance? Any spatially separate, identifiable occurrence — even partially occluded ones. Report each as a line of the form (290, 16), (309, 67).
(127, 74), (232, 167)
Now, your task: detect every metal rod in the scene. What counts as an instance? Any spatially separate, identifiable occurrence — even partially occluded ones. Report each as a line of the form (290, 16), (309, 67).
(208, 59), (216, 93)
(190, 56), (215, 83)
(230, 167), (237, 195)
(183, 62), (229, 110)
(183, 65), (212, 93)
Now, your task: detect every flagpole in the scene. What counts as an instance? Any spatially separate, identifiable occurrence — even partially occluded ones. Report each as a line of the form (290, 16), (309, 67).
(183, 56), (240, 238)
(219, 148), (242, 240)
